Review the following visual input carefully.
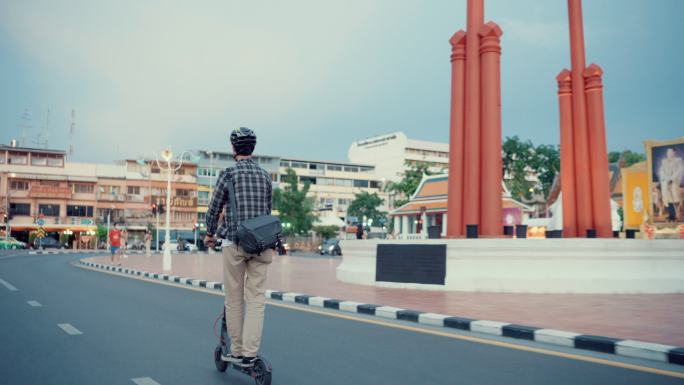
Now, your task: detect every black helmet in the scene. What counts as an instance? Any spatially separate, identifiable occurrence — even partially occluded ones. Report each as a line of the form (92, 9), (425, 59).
(230, 127), (256, 155)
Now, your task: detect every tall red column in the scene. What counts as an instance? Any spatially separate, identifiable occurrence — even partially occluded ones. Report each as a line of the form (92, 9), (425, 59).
(557, 69), (578, 237)
(463, 0), (484, 232)
(584, 64), (612, 237)
(447, 30), (467, 237)
(567, 0), (593, 236)
(479, 22), (503, 236)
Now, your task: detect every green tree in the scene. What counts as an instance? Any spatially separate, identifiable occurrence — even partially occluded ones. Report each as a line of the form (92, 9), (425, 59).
(384, 161), (432, 207)
(347, 191), (386, 225)
(608, 150), (646, 167)
(96, 224), (108, 244)
(502, 136), (560, 200)
(273, 168), (316, 235)
(313, 225), (339, 240)
(502, 136), (536, 200)
(530, 143), (560, 198)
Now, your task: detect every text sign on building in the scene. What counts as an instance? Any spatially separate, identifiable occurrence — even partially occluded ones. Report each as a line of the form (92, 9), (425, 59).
(375, 244), (446, 285)
(29, 185), (72, 199)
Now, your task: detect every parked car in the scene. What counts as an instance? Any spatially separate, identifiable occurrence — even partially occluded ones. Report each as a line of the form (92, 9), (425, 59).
(0, 237), (27, 250)
(318, 239), (342, 256)
(166, 241), (198, 252)
(33, 237), (61, 249)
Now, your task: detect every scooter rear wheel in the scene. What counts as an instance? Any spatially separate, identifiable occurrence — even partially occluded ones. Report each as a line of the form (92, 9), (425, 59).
(214, 345), (228, 372)
(253, 359), (271, 385)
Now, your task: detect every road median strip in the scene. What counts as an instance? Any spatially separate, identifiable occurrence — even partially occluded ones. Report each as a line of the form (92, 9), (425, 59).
(76, 257), (684, 367)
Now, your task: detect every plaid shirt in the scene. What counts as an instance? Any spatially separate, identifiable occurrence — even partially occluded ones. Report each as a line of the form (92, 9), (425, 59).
(205, 158), (273, 241)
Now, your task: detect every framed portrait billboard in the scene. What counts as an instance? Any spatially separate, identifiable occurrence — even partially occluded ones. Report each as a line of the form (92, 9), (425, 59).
(645, 137), (684, 225)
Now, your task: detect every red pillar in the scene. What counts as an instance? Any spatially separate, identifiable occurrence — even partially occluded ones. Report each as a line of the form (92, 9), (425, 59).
(447, 30), (467, 237)
(463, 0), (484, 232)
(479, 22), (503, 236)
(567, 0), (594, 236)
(584, 64), (612, 238)
(557, 69), (578, 237)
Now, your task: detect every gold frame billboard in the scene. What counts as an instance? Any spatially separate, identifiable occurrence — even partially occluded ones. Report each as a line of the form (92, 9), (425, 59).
(645, 137), (684, 225)
(621, 164), (649, 229)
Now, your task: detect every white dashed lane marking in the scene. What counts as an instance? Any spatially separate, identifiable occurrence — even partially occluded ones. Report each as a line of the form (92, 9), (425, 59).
(57, 323), (83, 335)
(131, 377), (162, 385)
(27, 300), (42, 307)
(0, 278), (18, 291)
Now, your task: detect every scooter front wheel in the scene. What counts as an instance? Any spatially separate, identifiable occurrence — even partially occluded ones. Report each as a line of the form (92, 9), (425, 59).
(214, 345), (228, 372)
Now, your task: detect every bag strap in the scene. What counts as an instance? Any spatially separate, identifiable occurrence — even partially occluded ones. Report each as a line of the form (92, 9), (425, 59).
(226, 171), (238, 244)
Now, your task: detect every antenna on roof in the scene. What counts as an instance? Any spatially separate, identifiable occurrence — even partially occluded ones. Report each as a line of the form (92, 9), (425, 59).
(31, 109), (50, 149)
(69, 109), (76, 157)
(17, 108), (32, 147)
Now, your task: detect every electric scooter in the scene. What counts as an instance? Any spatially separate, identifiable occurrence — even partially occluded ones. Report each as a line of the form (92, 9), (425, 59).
(213, 309), (272, 385)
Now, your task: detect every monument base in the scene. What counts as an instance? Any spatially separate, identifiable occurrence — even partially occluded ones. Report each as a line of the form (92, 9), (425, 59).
(337, 239), (684, 294)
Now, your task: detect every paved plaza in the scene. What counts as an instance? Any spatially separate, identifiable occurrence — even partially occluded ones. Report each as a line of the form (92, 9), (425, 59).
(88, 251), (684, 347)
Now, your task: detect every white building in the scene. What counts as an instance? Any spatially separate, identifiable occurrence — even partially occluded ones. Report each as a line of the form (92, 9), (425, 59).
(347, 132), (450, 182)
(279, 157), (388, 223)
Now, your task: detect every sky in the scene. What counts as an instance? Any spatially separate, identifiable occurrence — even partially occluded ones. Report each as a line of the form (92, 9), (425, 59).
(0, 0), (682, 164)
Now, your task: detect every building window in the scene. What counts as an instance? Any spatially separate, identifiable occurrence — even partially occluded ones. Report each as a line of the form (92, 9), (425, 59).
(326, 164), (342, 171)
(290, 161), (307, 169)
(173, 211), (196, 221)
(197, 212), (207, 222)
(8, 152), (28, 165)
(280, 161), (290, 167)
(335, 179), (353, 187)
(353, 180), (369, 188)
(270, 173), (278, 182)
(127, 186), (141, 195)
(175, 189), (192, 197)
(370, 181), (381, 189)
(300, 176), (317, 185)
(10, 180), (30, 191)
(10, 203), (31, 216)
(343, 166), (359, 173)
(31, 154), (48, 166)
(338, 198), (351, 206)
(47, 154), (64, 167)
(67, 205), (94, 217)
(72, 183), (94, 194)
(0, 151), (5, 164)
(360, 166), (374, 172)
(38, 204), (60, 217)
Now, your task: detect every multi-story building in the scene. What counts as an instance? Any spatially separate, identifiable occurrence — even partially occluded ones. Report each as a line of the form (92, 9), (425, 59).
(347, 131), (450, 182)
(279, 157), (388, 223)
(0, 145), (99, 247)
(0, 143), (199, 248)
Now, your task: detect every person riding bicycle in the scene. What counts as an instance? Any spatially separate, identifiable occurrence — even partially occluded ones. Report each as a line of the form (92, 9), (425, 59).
(204, 127), (275, 368)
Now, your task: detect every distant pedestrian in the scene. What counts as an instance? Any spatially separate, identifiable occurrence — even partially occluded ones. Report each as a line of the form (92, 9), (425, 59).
(109, 223), (123, 266)
(355, 223), (364, 240)
(144, 231), (152, 256)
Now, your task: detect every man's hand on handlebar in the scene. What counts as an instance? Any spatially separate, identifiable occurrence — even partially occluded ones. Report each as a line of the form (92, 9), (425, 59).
(204, 234), (216, 248)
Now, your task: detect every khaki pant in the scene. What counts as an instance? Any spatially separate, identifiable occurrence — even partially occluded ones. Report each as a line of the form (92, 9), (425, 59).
(222, 245), (274, 357)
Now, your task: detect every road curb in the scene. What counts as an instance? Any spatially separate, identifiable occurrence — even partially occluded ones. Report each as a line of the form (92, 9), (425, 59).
(77, 258), (684, 367)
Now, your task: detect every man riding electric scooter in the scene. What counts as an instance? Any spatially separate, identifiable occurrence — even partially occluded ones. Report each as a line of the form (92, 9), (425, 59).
(205, 127), (278, 369)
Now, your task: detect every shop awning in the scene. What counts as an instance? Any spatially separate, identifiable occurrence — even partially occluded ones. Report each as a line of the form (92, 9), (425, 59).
(9, 224), (97, 232)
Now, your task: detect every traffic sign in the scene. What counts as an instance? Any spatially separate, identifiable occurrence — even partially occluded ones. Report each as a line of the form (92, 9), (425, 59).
(37, 219), (45, 226)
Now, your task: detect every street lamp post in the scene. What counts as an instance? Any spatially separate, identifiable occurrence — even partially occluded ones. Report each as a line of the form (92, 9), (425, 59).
(156, 147), (188, 272)
(5, 173), (16, 240)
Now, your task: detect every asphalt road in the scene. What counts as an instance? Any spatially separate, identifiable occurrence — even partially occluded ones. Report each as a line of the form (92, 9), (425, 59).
(1, 250), (683, 385)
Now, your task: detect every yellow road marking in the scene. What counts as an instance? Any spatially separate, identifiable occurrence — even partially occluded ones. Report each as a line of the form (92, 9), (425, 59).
(73, 262), (684, 379)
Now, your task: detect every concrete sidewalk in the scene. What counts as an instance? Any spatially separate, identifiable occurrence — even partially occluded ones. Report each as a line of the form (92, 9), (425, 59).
(87, 252), (684, 346)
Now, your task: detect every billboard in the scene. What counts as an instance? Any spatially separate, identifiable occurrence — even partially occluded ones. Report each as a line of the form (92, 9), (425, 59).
(645, 137), (684, 225)
(621, 165), (649, 229)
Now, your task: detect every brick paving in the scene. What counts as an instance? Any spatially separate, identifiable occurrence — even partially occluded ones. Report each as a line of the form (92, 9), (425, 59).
(88, 251), (684, 346)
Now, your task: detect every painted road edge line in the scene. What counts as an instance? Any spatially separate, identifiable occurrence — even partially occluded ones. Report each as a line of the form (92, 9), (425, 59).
(76, 257), (684, 367)
(57, 323), (83, 335)
(131, 377), (162, 385)
(0, 277), (18, 291)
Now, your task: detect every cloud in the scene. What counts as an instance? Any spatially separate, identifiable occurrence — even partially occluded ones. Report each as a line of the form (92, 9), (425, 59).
(498, 17), (565, 48)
